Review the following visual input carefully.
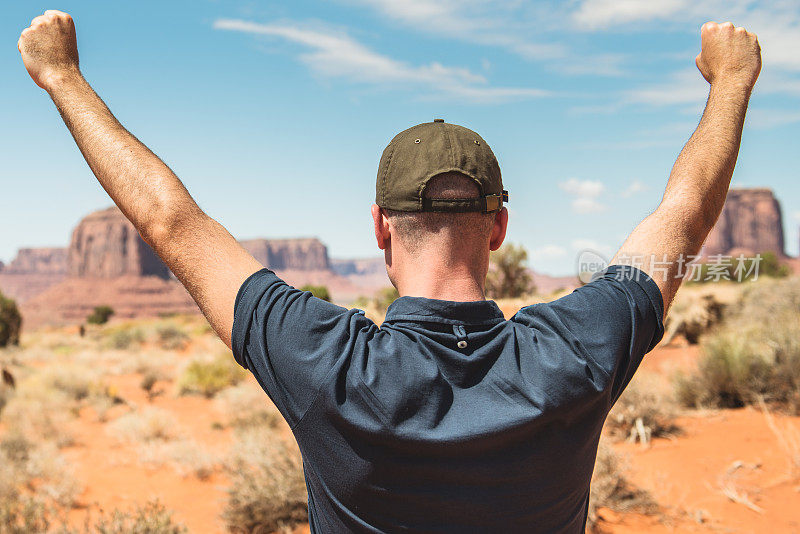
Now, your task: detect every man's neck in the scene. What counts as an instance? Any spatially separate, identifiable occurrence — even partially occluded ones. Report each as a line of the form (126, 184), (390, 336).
(394, 263), (487, 302)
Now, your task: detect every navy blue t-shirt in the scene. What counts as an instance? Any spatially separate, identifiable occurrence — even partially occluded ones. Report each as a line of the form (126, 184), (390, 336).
(231, 264), (664, 533)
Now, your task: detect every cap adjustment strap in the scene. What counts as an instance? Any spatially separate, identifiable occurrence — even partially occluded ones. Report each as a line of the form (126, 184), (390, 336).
(422, 192), (507, 213)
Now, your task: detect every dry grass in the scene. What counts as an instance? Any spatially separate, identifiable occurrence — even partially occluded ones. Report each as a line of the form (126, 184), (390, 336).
(109, 407), (181, 444)
(108, 407), (220, 478)
(2, 385), (75, 448)
(607, 374), (680, 445)
(588, 439), (656, 530)
(137, 439), (219, 480)
(758, 397), (800, 481)
(662, 290), (726, 345)
(214, 382), (283, 429)
(87, 500), (188, 534)
(156, 325), (190, 351)
(0, 431), (82, 523)
(177, 354), (246, 398)
(675, 276), (800, 413)
(223, 427), (308, 534)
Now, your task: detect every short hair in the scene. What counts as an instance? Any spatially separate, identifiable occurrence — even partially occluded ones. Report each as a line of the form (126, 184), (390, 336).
(386, 172), (496, 256)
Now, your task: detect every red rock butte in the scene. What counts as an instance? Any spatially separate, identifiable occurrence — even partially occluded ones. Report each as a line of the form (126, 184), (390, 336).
(0, 207), (387, 327)
(702, 188), (785, 258)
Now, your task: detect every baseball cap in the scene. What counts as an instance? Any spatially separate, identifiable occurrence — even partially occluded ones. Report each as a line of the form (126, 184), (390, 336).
(376, 119), (508, 213)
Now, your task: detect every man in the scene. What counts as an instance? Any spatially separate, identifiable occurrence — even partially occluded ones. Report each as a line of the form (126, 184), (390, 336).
(18, 12), (760, 532)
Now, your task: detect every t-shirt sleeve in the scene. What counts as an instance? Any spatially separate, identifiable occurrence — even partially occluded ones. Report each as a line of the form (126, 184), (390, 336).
(231, 268), (376, 427)
(513, 264), (664, 407)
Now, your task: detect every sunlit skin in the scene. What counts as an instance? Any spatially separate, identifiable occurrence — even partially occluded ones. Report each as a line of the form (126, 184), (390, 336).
(18, 12), (760, 345)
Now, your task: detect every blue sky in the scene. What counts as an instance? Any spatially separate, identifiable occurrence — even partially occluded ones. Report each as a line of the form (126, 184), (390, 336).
(2, 1), (799, 275)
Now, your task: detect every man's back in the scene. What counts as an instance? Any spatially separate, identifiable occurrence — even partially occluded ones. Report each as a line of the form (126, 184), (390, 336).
(233, 265), (663, 532)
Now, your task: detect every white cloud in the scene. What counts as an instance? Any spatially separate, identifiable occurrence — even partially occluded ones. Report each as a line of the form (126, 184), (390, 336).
(621, 180), (646, 197)
(531, 244), (568, 260)
(747, 109), (800, 130)
(559, 178), (604, 198)
(213, 19), (548, 103)
(342, 0), (566, 60)
(573, 0), (689, 30)
(342, 0), (636, 77)
(559, 178), (606, 213)
(625, 68), (707, 107)
(573, 0), (800, 117)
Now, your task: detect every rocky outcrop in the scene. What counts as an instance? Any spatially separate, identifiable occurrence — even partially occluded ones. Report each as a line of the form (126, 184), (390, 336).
(703, 188), (785, 257)
(241, 238), (330, 271)
(4, 247), (68, 275)
(0, 248), (69, 303)
(68, 207), (169, 279)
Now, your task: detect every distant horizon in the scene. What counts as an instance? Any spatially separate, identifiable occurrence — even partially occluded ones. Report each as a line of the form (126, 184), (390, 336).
(2, 182), (797, 280)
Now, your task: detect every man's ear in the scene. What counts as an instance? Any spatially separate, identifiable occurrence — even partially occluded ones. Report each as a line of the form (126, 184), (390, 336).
(371, 204), (391, 250)
(489, 207), (508, 251)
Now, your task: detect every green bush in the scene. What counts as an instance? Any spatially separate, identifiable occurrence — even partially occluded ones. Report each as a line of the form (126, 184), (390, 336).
(0, 291), (22, 348)
(486, 243), (535, 299)
(177, 355), (246, 398)
(87, 305), (114, 325)
(675, 277), (800, 413)
(223, 428), (307, 533)
(300, 285), (331, 302)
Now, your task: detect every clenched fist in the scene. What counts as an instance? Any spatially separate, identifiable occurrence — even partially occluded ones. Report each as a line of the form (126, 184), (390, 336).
(18, 10), (80, 91)
(696, 21), (761, 90)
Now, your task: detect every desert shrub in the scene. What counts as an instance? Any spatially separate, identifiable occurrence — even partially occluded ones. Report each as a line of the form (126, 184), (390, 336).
(0, 434), (32, 465)
(1, 373), (78, 447)
(675, 277), (800, 412)
(25, 443), (83, 507)
(157, 325), (190, 351)
(215, 383), (282, 429)
(0, 433), (81, 523)
(35, 364), (97, 402)
(177, 354), (246, 398)
(106, 327), (146, 350)
(300, 285), (331, 302)
(607, 378), (679, 443)
(91, 500), (187, 534)
(110, 407), (180, 444)
(662, 292), (725, 345)
(223, 428), (307, 533)
(0, 495), (55, 534)
(0, 291), (22, 347)
(355, 287), (401, 316)
(140, 370), (164, 402)
(138, 440), (218, 480)
(587, 440), (655, 530)
(486, 243), (535, 299)
(87, 305), (114, 325)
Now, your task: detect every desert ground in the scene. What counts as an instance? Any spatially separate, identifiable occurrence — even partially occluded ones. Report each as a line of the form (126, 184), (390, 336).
(1, 277), (799, 533)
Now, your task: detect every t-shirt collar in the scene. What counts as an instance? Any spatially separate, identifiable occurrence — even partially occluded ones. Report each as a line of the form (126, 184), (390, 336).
(383, 296), (505, 325)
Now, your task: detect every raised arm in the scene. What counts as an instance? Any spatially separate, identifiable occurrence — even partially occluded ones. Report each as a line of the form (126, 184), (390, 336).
(18, 11), (263, 347)
(611, 21), (761, 313)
